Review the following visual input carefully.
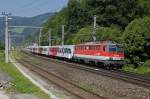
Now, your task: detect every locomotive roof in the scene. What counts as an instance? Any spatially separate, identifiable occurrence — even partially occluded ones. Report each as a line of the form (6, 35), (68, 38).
(31, 45), (74, 48)
(77, 41), (118, 45)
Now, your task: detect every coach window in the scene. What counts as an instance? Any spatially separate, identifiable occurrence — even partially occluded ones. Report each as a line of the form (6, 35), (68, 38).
(66, 48), (68, 53)
(94, 46), (96, 50)
(68, 49), (70, 53)
(69, 49), (71, 53)
(103, 46), (106, 51)
(96, 46), (98, 50)
(66, 49), (69, 53)
(89, 46), (91, 50)
(65, 48), (68, 53)
(95, 46), (97, 50)
(86, 46), (88, 50)
(89, 46), (92, 50)
(62, 48), (64, 53)
(59, 48), (62, 53)
(63, 48), (65, 53)
(96, 46), (99, 50)
(65, 49), (67, 53)
(64, 48), (66, 53)
(60, 49), (61, 53)
(92, 46), (94, 50)
(61, 48), (63, 53)
(91, 46), (93, 50)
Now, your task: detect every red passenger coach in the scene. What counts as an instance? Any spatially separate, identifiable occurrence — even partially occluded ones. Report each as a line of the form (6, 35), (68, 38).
(49, 47), (59, 57)
(74, 41), (124, 69)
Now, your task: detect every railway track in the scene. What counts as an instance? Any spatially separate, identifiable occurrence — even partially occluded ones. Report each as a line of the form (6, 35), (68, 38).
(14, 52), (104, 99)
(22, 51), (150, 89)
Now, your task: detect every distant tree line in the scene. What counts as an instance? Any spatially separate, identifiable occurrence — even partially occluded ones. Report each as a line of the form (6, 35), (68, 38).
(0, 42), (4, 50)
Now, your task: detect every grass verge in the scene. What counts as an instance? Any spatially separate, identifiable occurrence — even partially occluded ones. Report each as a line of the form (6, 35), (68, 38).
(78, 81), (94, 92)
(0, 50), (50, 99)
(122, 64), (150, 76)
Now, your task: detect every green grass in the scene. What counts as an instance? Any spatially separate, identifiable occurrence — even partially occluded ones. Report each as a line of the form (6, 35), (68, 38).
(78, 81), (94, 92)
(122, 64), (150, 76)
(10, 28), (24, 33)
(0, 50), (50, 99)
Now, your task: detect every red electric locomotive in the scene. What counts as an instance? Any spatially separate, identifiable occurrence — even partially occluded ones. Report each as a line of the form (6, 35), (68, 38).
(73, 41), (124, 69)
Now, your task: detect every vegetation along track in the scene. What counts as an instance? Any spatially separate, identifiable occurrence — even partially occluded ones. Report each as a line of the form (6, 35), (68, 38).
(22, 51), (150, 89)
(14, 52), (104, 99)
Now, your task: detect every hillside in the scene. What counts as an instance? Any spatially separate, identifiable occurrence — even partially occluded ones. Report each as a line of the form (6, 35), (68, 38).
(0, 12), (55, 43)
(42, 0), (150, 72)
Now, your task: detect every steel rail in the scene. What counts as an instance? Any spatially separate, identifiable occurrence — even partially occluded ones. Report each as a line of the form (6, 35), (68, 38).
(14, 54), (104, 99)
(22, 51), (150, 89)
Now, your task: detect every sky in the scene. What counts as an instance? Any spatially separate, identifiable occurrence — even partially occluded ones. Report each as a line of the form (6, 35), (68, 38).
(0, 0), (68, 17)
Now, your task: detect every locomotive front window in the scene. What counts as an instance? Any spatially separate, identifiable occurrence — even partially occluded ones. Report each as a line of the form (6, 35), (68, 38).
(117, 46), (123, 52)
(109, 45), (117, 52)
(109, 45), (123, 52)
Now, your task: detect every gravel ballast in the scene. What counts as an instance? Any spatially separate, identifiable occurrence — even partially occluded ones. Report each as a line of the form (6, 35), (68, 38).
(23, 53), (150, 99)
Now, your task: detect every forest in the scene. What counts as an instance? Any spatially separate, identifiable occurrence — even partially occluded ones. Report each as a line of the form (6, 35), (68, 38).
(39, 0), (150, 71)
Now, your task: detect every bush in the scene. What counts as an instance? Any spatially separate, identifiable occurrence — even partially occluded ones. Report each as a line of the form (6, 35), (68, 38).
(142, 60), (150, 67)
(122, 16), (150, 65)
(0, 42), (4, 50)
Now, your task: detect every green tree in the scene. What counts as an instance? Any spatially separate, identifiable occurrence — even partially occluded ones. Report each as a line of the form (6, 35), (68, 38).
(122, 17), (150, 67)
(138, 0), (150, 16)
(73, 26), (121, 44)
(67, 0), (80, 33)
(42, 0), (145, 46)
(86, 0), (143, 29)
(42, 8), (68, 45)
